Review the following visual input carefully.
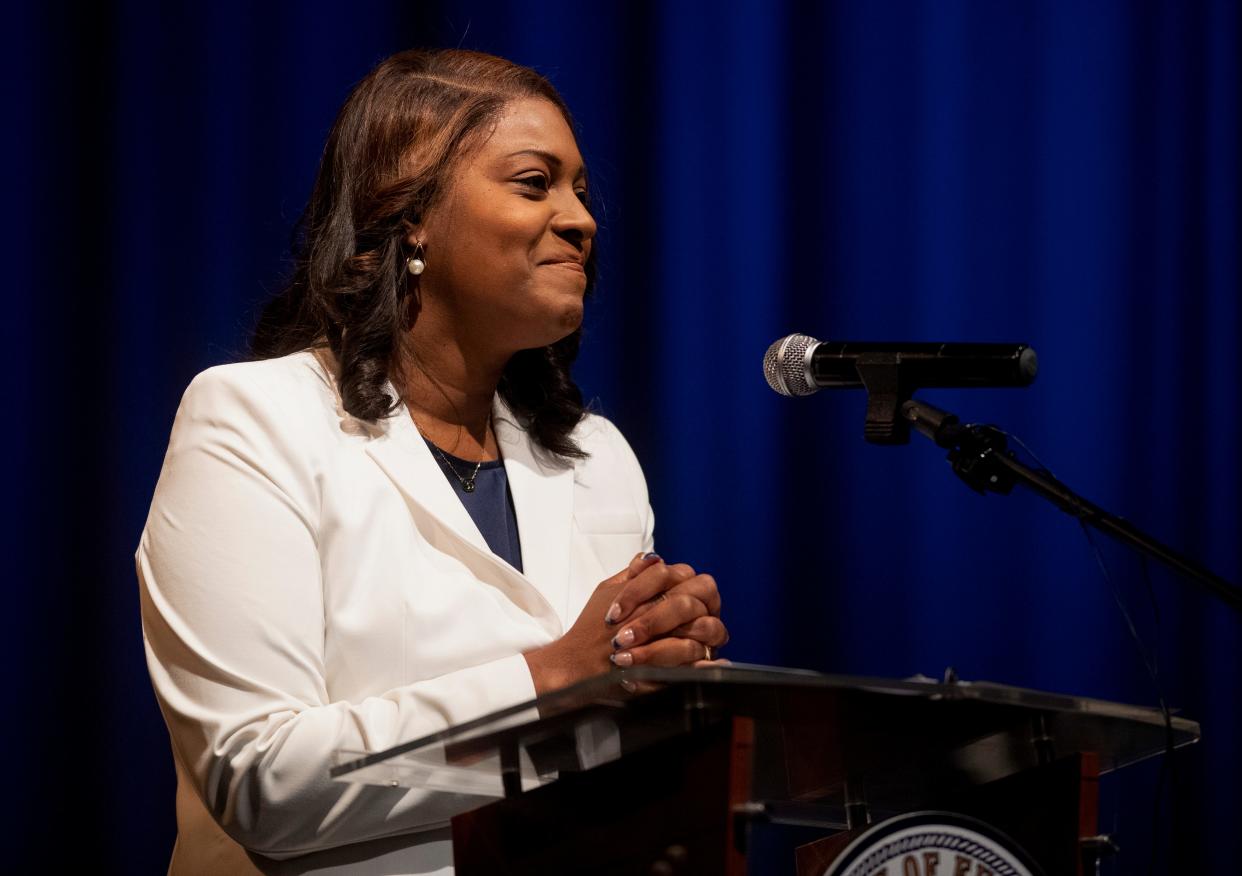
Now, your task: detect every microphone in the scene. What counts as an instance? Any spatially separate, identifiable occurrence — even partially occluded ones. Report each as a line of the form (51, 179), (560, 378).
(763, 333), (1038, 397)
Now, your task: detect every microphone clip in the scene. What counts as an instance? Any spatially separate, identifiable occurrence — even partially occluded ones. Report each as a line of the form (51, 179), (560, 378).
(855, 354), (912, 445)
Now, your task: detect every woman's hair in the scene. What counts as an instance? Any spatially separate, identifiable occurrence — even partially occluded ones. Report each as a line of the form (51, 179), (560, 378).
(251, 49), (593, 459)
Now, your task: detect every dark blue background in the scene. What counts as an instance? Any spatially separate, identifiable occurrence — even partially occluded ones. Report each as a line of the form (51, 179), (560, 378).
(5, 1), (1237, 871)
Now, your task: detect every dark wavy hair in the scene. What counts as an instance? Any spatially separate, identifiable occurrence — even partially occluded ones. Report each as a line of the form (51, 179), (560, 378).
(251, 49), (593, 459)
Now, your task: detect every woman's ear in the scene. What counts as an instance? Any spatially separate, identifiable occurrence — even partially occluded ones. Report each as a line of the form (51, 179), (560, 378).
(401, 217), (422, 248)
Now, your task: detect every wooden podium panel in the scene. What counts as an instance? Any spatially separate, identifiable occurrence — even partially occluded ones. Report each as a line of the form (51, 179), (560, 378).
(452, 718), (754, 875)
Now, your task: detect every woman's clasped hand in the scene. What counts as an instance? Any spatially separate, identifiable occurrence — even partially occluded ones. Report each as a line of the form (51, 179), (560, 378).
(523, 553), (729, 695)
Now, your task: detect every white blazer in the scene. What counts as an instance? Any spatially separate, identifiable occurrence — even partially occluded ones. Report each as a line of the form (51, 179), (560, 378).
(137, 351), (654, 875)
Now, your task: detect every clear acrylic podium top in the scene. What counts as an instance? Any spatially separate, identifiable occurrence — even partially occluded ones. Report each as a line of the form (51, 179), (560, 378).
(330, 665), (1199, 819)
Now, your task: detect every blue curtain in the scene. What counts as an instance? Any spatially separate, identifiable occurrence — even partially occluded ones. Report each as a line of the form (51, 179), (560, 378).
(5, 1), (1236, 870)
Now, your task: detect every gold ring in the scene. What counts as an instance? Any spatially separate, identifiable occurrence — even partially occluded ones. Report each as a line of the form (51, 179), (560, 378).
(704, 645), (714, 661)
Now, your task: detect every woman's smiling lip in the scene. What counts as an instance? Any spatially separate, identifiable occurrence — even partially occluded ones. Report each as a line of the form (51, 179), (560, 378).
(539, 258), (586, 272)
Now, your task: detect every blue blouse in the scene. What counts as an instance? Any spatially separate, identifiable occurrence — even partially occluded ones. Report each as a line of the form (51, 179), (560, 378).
(424, 439), (524, 573)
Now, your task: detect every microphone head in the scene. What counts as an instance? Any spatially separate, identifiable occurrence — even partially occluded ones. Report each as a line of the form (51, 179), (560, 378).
(763, 333), (821, 396)
(1018, 346), (1039, 382)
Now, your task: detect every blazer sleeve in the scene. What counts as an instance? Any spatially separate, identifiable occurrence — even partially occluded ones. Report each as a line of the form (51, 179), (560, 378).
(137, 365), (538, 860)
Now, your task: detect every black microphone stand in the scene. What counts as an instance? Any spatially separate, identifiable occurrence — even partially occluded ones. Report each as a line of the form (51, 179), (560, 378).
(899, 397), (1242, 613)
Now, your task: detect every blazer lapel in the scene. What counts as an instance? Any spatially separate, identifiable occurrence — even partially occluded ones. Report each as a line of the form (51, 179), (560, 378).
(363, 400), (563, 636)
(366, 407), (490, 554)
(308, 348), (497, 558)
(362, 392), (568, 631)
(494, 400), (575, 627)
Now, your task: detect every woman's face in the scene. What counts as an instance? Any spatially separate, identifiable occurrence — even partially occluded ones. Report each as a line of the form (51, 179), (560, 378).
(412, 97), (596, 357)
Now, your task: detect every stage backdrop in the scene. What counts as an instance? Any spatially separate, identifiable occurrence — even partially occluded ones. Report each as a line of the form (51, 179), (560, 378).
(5, 1), (1237, 871)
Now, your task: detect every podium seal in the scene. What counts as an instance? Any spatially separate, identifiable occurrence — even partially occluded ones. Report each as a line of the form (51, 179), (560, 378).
(823, 811), (1044, 876)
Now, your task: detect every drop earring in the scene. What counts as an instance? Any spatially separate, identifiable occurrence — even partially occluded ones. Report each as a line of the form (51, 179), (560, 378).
(406, 242), (426, 276)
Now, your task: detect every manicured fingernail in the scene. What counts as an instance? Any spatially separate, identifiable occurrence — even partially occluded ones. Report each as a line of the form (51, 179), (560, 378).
(610, 651), (634, 667)
(612, 628), (635, 650)
(619, 679), (637, 693)
(643, 552), (662, 563)
(604, 602), (622, 624)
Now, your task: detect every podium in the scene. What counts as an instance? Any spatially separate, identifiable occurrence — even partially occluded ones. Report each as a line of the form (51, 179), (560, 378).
(331, 666), (1198, 874)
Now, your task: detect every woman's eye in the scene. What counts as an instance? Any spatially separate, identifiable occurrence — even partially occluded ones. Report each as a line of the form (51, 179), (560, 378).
(575, 189), (589, 205)
(516, 174), (549, 192)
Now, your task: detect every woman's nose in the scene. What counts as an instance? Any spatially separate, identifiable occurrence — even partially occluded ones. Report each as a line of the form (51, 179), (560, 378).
(553, 191), (596, 243)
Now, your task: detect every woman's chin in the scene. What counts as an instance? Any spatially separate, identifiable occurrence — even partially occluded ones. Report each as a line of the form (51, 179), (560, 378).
(502, 305), (584, 354)
(535, 289), (585, 335)
(556, 300), (585, 332)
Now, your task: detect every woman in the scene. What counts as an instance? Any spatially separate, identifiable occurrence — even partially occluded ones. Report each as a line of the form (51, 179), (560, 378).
(137, 49), (728, 875)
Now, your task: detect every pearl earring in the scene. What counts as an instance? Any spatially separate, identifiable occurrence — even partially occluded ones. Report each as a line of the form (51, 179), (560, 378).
(406, 243), (426, 276)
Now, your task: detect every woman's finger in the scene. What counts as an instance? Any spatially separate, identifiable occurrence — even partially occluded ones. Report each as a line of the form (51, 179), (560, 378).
(667, 615), (730, 648)
(664, 573), (721, 617)
(604, 559), (696, 625)
(620, 574), (724, 648)
(609, 573), (723, 649)
(610, 589), (711, 652)
(595, 553), (664, 625)
(610, 636), (708, 668)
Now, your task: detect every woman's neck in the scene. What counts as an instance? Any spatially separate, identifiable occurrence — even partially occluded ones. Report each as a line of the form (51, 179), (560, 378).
(397, 329), (505, 460)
